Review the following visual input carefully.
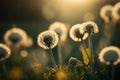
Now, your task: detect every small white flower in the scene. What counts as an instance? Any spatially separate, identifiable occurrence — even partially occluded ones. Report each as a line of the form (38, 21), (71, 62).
(99, 46), (120, 65)
(0, 43), (11, 62)
(37, 30), (59, 49)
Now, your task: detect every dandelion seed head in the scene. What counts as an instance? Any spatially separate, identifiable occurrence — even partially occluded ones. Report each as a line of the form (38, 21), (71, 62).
(112, 2), (120, 21)
(83, 21), (99, 35)
(69, 24), (88, 42)
(68, 57), (79, 67)
(0, 43), (11, 62)
(37, 30), (59, 49)
(4, 27), (27, 47)
(49, 22), (68, 42)
(100, 5), (113, 23)
(99, 46), (120, 65)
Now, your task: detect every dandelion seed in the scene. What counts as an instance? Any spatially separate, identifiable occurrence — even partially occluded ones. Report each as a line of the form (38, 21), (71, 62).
(100, 5), (113, 23)
(82, 21), (99, 35)
(49, 22), (68, 42)
(0, 43), (11, 62)
(112, 2), (120, 21)
(69, 24), (88, 42)
(4, 27), (27, 47)
(99, 46), (120, 65)
(37, 30), (59, 49)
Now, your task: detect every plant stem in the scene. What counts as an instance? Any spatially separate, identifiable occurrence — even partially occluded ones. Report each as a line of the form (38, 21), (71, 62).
(88, 35), (94, 80)
(49, 47), (56, 67)
(111, 65), (115, 80)
(58, 41), (63, 65)
(1, 61), (8, 80)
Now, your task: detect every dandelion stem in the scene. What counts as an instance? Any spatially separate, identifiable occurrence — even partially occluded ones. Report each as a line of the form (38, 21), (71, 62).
(88, 35), (94, 80)
(58, 41), (63, 65)
(111, 65), (115, 80)
(1, 61), (8, 80)
(49, 47), (56, 67)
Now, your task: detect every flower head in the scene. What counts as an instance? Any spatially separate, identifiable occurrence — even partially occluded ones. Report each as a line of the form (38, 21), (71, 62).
(37, 30), (59, 49)
(4, 27), (28, 47)
(69, 24), (88, 42)
(100, 5), (113, 23)
(0, 43), (11, 62)
(99, 46), (120, 65)
(49, 22), (68, 42)
(68, 57), (79, 67)
(82, 21), (99, 35)
(112, 2), (120, 21)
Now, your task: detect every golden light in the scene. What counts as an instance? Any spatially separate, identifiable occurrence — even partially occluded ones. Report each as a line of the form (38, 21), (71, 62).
(9, 67), (23, 79)
(55, 70), (68, 80)
(42, 0), (98, 21)
(83, 12), (95, 21)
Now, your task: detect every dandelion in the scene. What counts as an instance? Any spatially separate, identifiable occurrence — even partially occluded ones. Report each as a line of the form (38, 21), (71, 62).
(100, 5), (113, 23)
(0, 43), (11, 62)
(49, 22), (68, 65)
(99, 46), (120, 65)
(37, 30), (59, 67)
(37, 30), (59, 49)
(0, 43), (11, 80)
(82, 21), (99, 35)
(69, 24), (88, 42)
(112, 2), (120, 21)
(99, 46), (120, 80)
(82, 21), (99, 79)
(49, 22), (68, 42)
(68, 57), (79, 67)
(4, 27), (28, 48)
